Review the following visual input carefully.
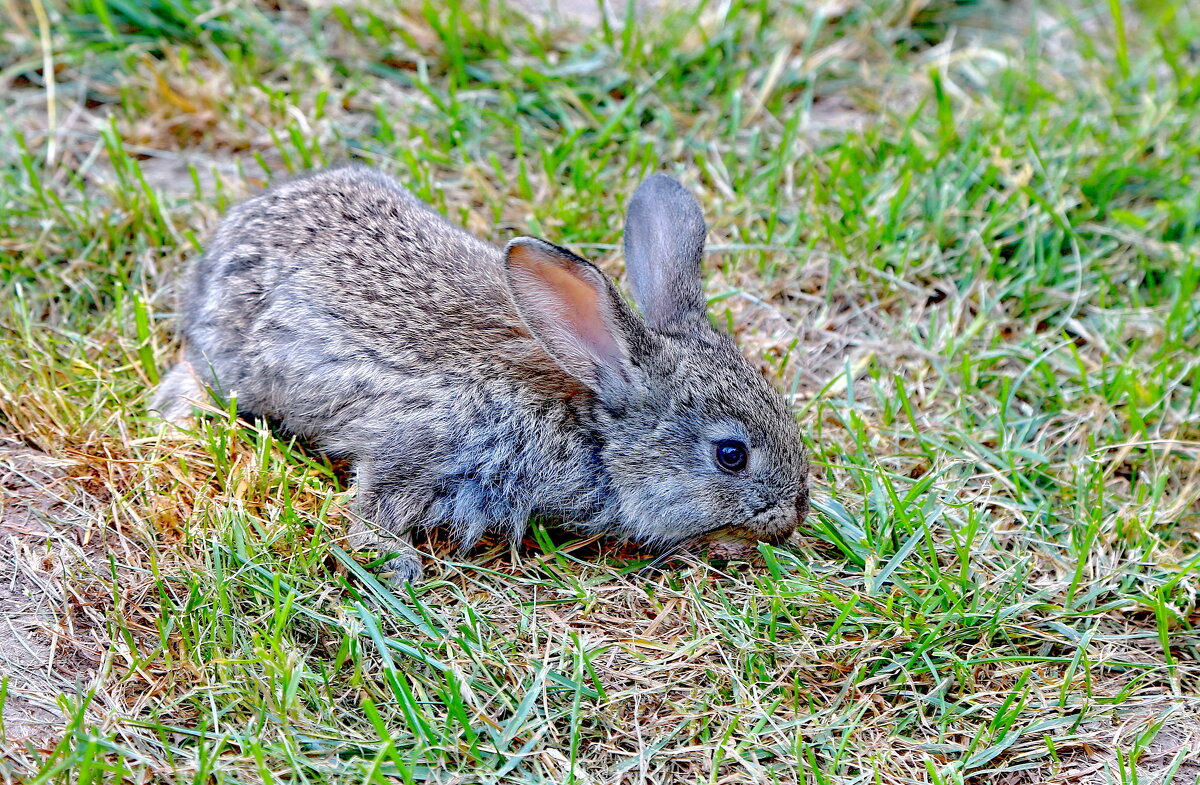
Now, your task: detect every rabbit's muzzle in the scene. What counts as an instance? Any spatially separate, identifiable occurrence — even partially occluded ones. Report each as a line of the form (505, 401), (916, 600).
(696, 504), (801, 559)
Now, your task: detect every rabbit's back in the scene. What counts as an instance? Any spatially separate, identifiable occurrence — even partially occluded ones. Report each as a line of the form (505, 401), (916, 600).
(181, 167), (568, 448)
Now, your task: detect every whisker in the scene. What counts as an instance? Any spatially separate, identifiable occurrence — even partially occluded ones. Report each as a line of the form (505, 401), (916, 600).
(636, 545), (686, 578)
(636, 524), (728, 578)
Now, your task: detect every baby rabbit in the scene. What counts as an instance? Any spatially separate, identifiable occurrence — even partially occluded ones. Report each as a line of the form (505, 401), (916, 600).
(156, 168), (809, 580)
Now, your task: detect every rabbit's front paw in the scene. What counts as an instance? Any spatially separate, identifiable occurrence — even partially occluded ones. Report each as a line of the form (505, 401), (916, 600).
(346, 519), (425, 584)
(379, 550), (424, 584)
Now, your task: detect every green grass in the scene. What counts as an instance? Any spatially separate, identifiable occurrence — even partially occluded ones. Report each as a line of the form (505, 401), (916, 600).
(1, 0), (1199, 782)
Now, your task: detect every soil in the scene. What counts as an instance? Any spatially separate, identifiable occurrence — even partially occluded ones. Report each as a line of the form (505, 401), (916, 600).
(0, 439), (109, 755)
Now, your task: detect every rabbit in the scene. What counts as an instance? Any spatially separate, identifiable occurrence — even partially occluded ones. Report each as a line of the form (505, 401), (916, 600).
(153, 167), (810, 581)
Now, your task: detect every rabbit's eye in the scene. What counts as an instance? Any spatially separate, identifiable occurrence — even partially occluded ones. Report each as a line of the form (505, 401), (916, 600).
(714, 440), (749, 473)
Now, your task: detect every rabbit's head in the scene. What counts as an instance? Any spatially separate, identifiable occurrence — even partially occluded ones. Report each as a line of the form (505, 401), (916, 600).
(503, 175), (809, 551)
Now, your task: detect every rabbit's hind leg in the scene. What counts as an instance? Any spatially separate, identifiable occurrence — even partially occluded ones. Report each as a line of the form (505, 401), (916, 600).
(150, 359), (205, 428)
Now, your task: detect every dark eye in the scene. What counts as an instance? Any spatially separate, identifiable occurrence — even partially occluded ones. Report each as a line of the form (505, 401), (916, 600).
(714, 439), (749, 473)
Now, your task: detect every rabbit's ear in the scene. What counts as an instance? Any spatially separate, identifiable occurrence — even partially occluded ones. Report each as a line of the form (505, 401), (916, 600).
(505, 237), (640, 391)
(623, 174), (708, 333)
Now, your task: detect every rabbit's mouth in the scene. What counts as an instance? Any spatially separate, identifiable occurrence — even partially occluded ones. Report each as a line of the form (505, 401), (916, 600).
(702, 536), (760, 561)
(637, 523), (790, 575)
(695, 522), (793, 560)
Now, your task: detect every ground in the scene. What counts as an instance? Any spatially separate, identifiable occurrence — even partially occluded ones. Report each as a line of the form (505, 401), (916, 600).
(1, 0), (1199, 783)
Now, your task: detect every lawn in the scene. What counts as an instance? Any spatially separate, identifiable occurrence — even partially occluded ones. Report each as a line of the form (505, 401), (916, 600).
(1, 0), (1199, 782)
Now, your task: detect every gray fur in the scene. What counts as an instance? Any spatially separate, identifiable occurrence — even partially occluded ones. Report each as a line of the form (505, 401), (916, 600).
(623, 174), (708, 333)
(161, 167), (809, 580)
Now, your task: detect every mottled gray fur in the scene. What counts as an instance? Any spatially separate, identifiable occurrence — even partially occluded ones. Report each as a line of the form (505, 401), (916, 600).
(155, 168), (809, 580)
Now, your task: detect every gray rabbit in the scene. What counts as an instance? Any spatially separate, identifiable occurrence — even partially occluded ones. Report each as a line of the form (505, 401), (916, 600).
(154, 168), (810, 581)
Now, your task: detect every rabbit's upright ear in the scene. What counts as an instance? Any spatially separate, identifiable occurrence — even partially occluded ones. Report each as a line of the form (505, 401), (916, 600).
(623, 174), (708, 334)
(505, 237), (641, 391)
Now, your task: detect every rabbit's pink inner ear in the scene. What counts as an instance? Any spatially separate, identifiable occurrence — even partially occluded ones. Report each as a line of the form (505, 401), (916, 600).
(505, 239), (628, 388)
